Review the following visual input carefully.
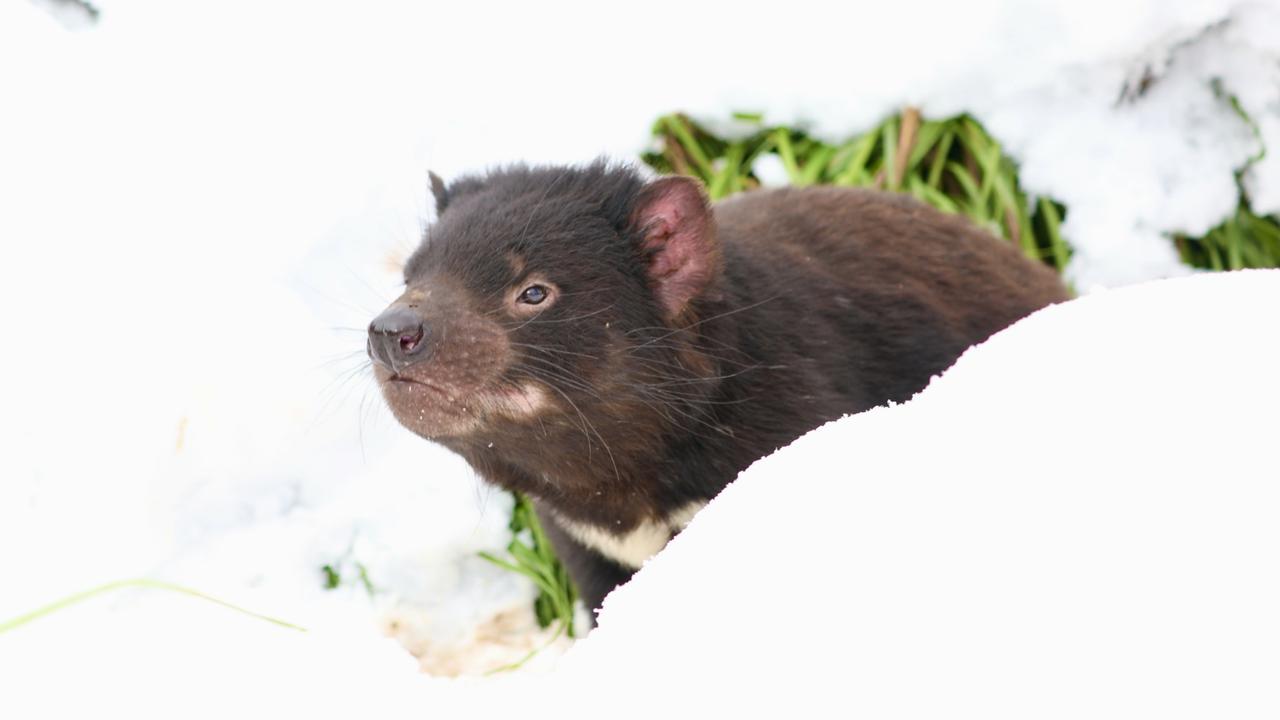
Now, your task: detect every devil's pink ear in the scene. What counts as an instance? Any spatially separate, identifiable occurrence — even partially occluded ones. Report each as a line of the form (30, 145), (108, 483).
(630, 176), (720, 319)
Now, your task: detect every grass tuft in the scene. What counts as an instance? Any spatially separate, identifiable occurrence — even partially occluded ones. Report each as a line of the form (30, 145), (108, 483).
(479, 493), (578, 640)
(1176, 206), (1280, 270)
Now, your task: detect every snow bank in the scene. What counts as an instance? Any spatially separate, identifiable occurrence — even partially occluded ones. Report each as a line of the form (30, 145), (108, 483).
(5, 270), (1277, 718)
(570, 269), (1280, 717)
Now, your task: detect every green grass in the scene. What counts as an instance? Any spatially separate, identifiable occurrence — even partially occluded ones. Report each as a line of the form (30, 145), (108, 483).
(643, 109), (1073, 272)
(479, 493), (579, 640)
(1176, 206), (1280, 271)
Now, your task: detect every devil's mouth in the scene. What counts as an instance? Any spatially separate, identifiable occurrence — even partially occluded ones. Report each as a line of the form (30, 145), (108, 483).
(389, 368), (476, 404)
(385, 374), (447, 394)
(373, 364), (449, 394)
(375, 362), (549, 428)
(371, 361), (460, 399)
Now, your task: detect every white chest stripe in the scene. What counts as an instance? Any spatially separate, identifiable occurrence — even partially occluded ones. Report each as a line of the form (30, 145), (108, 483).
(555, 501), (707, 569)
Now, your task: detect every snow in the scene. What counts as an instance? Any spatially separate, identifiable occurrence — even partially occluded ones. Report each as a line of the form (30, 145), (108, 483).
(1, 0), (1279, 714)
(4, 269), (1277, 717)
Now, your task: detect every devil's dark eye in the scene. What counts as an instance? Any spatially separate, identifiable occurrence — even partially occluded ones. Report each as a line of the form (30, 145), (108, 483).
(518, 285), (548, 305)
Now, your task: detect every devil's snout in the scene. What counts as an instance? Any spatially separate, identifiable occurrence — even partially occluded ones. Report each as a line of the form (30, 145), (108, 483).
(368, 305), (431, 372)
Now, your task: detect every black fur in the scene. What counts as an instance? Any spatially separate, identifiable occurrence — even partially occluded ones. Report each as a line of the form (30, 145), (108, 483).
(376, 160), (1069, 618)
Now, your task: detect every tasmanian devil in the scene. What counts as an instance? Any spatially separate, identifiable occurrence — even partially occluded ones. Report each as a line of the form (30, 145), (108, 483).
(367, 161), (1069, 621)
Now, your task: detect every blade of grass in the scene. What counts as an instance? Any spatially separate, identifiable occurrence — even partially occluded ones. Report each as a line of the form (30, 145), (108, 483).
(773, 128), (803, 185)
(907, 119), (944, 176)
(0, 578), (307, 635)
(834, 132), (878, 186)
(1038, 196), (1070, 271)
(1225, 212), (1244, 269)
(478, 551), (544, 583)
(663, 115), (714, 180)
(880, 116), (899, 189)
(991, 168), (1034, 255)
(1205, 231), (1224, 270)
(975, 144), (1002, 218)
(800, 144), (838, 186)
(927, 125), (955, 189)
(708, 142), (745, 200)
(907, 175), (961, 214)
(947, 161), (983, 207)
(892, 107), (922, 191)
(483, 616), (570, 676)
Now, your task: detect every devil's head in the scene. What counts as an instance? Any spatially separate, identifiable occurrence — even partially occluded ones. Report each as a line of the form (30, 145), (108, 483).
(369, 162), (728, 465)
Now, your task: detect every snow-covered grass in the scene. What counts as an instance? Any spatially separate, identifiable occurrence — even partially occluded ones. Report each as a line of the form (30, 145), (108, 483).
(2, 0), (1280, 711)
(1173, 80), (1280, 270)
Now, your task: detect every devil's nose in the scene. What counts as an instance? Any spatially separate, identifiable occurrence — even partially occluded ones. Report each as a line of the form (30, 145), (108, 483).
(368, 306), (431, 371)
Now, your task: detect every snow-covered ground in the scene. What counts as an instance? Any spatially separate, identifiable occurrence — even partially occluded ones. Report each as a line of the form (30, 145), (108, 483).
(3, 268), (1277, 718)
(1, 0), (1278, 713)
